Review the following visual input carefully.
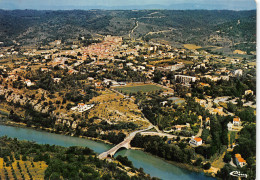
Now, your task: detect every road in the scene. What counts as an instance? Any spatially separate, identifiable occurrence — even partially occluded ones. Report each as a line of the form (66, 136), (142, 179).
(195, 116), (203, 137)
(140, 131), (189, 140)
(129, 21), (139, 38)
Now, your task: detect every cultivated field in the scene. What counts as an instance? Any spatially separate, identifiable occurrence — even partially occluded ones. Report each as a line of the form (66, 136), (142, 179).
(114, 84), (165, 94)
(0, 156), (47, 180)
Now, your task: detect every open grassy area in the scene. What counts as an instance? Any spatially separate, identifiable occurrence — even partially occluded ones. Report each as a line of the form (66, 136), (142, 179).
(114, 84), (165, 94)
(228, 131), (237, 146)
(233, 49), (246, 55)
(88, 89), (150, 128)
(183, 44), (202, 50)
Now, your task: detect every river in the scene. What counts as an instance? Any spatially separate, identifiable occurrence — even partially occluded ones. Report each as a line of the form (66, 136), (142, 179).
(0, 124), (215, 180)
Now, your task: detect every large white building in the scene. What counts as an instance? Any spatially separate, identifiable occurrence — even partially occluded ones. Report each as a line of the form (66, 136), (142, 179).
(175, 75), (197, 84)
(71, 103), (95, 112)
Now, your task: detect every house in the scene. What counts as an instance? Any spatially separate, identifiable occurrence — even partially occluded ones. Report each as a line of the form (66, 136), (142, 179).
(245, 90), (253, 95)
(205, 117), (210, 125)
(233, 69), (243, 77)
(24, 79), (35, 87)
(77, 103), (88, 112)
(227, 122), (233, 131)
(41, 67), (50, 72)
(189, 136), (202, 146)
(77, 103), (94, 112)
(174, 125), (182, 131)
(53, 78), (61, 83)
(235, 154), (247, 167)
(95, 82), (102, 87)
(160, 101), (168, 106)
(68, 69), (78, 74)
(233, 117), (241, 126)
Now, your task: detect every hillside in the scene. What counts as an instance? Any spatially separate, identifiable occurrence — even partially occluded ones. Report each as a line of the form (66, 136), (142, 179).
(0, 9), (256, 51)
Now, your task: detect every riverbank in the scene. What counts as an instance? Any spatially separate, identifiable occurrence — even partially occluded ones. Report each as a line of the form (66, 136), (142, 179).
(0, 118), (214, 179)
(129, 146), (207, 175)
(0, 118), (114, 146)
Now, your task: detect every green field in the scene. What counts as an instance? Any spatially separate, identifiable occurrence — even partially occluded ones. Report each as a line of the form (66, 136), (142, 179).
(114, 84), (165, 94)
(228, 131), (237, 146)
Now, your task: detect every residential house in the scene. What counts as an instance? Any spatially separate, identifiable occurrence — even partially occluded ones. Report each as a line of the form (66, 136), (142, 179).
(227, 122), (233, 131)
(233, 117), (241, 126)
(53, 78), (61, 83)
(235, 154), (247, 167)
(24, 79), (35, 87)
(189, 136), (203, 146)
(245, 90), (253, 95)
(77, 103), (94, 112)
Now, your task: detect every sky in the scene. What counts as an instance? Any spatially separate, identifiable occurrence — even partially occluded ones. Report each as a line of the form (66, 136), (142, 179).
(0, 0), (256, 10)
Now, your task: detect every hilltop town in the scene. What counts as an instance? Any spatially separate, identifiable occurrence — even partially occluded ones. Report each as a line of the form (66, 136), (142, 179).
(0, 9), (256, 180)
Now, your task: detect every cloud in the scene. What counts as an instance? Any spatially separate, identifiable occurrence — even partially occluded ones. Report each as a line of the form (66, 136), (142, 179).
(0, 0), (256, 10)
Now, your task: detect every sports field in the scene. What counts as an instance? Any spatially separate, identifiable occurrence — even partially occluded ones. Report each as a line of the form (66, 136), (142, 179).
(114, 84), (165, 94)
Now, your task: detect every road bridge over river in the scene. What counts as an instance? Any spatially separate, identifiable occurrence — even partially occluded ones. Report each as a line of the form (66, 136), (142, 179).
(98, 125), (154, 159)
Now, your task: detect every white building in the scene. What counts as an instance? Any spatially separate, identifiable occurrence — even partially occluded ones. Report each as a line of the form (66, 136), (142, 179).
(71, 103), (95, 112)
(175, 75), (196, 84)
(24, 79), (35, 87)
(53, 78), (61, 83)
(245, 90), (253, 95)
(189, 136), (202, 146)
(227, 122), (233, 131)
(233, 69), (243, 76)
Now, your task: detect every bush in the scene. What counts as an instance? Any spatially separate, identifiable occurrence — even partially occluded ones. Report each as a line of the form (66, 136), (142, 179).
(194, 158), (202, 166)
(203, 162), (211, 170)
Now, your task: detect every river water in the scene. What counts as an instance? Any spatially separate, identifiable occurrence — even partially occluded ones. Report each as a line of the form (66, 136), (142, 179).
(0, 124), (214, 180)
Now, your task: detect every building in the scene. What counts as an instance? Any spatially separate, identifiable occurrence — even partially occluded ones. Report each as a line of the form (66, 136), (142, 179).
(24, 79), (35, 87)
(205, 117), (210, 124)
(157, 63), (185, 72)
(233, 69), (243, 77)
(233, 117), (241, 126)
(189, 136), (202, 146)
(76, 103), (95, 112)
(53, 78), (61, 83)
(227, 122), (233, 131)
(235, 154), (247, 167)
(175, 75), (196, 84)
(245, 90), (253, 96)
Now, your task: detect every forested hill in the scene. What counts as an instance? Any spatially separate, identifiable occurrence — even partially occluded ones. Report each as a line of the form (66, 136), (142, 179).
(0, 9), (256, 47)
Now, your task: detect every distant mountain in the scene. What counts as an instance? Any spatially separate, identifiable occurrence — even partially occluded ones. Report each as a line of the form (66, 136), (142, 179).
(0, 2), (256, 11)
(0, 9), (256, 50)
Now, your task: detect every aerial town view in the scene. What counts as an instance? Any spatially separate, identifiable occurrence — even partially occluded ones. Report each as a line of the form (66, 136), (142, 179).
(0, 0), (257, 179)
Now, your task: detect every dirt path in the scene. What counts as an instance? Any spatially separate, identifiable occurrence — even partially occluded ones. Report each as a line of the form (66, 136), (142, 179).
(129, 21), (139, 38)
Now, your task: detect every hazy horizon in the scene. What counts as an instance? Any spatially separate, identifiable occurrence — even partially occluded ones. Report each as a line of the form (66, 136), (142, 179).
(0, 0), (256, 10)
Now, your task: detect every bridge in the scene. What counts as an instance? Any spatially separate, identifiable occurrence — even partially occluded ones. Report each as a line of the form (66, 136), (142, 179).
(98, 125), (154, 159)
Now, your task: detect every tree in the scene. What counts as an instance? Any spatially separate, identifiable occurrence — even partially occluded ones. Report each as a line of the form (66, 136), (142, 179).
(203, 162), (211, 170)
(223, 153), (232, 163)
